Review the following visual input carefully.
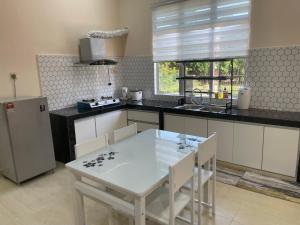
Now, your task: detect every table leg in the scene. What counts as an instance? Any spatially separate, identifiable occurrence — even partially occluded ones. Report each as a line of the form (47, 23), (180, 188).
(71, 173), (85, 225)
(134, 197), (145, 225)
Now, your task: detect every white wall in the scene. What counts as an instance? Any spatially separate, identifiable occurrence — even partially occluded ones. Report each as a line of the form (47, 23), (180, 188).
(120, 0), (300, 56)
(2, 0), (300, 98)
(0, 0), (122, 98)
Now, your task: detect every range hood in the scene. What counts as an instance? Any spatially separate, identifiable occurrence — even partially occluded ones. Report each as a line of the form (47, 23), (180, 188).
(78, 38), (117, 65)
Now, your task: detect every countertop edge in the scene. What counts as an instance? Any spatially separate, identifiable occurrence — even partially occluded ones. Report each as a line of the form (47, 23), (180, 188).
(50, 101), (300, 128)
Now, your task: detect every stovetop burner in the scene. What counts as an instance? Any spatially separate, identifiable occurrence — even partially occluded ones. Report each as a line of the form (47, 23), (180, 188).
(77, 97), (120, 109)
(101, 96), (113, 100)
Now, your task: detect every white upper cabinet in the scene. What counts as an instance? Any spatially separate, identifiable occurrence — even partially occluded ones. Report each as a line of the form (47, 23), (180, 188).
(208, 119), (234, 163)
(262, 126), (299, 177)
(95, 110), (127, 144)
(233, 123), (264, 169)
(74, 117), (96, 144)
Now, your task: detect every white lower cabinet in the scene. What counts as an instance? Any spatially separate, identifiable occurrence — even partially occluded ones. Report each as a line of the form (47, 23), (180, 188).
(262, 126), (300, 177)
(233, 123), (264, 169)
(164, 114), (185, 133)
(74, 117), (96, 144)
(164, 114), (207, 137)
(185, 117), (208, 137)
(75, 110), (300, 178)
(95, 110), (127, 144)
(128, 121), (158, 132)
(127, 110), (159, 132)
(208, 120), (234, 163)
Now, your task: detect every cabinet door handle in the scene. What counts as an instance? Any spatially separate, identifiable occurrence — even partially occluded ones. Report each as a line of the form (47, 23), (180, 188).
(40, 105), (46, 112)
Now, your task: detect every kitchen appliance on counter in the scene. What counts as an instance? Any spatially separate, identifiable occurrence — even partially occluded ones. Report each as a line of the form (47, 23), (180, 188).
(130, 90), (143, 101)
(237, 87), (251, 109)
(0, 97), (56, 184)
(77, 96), (120, 110)
(121, 87), (129, 100)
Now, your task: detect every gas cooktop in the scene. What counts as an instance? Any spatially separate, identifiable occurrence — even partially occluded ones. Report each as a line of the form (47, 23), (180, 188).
(77, 96), (120, 109)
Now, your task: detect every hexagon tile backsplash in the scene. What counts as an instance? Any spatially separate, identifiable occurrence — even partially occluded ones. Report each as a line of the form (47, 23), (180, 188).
(246, 47), (300, 112)
(37, 55), (123, 110)
(38, 46), (300, 112)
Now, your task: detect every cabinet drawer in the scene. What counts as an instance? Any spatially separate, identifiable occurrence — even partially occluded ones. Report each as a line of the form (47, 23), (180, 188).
(128, 121), (159, 132)
(128, 110), (159, 123)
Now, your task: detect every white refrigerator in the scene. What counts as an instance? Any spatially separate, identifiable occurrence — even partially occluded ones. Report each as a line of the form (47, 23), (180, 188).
(0, 97), (56, 184)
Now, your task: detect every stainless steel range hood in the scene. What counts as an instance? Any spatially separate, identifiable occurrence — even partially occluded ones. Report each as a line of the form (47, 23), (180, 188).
(78, 38), (117, 65)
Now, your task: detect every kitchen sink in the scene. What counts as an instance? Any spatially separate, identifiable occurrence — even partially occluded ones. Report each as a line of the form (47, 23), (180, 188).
(199, 105), (225, 112)
(174, 104), (202, 111)
(174, 104), (226, 113)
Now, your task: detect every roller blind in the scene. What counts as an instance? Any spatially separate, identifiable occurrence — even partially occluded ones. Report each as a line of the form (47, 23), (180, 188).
(152, 0), (251, 62)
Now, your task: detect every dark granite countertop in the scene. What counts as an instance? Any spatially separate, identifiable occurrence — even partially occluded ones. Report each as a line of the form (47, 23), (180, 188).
(50, 100), (300, 128)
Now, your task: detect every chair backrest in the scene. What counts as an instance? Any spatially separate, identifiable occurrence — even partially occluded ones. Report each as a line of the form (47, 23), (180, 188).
(197, 133), (217, 166)
(75, 134), (108, 159)
(113, 123), (137, 143)
(169, 151), (195, 193)
(168, 151), (195, 225)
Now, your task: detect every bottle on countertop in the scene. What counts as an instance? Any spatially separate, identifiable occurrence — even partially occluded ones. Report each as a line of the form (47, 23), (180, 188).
(218, 88), (224, 100)
(223, 87), (229, 99)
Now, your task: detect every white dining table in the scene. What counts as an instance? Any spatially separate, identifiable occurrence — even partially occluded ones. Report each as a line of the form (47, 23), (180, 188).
(66, 129), (207, 225)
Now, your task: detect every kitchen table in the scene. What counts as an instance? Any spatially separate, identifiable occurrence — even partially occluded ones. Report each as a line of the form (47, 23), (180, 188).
(66, 129), (207, 225)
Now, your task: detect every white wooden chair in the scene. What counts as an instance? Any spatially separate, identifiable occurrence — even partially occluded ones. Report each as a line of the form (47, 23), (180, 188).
(113, 123), (137, 143)
(146, 151), (195, 225)
(185, 133), (217, 225)
(75, 134), (109, 159)
(74, 134), (115, 225)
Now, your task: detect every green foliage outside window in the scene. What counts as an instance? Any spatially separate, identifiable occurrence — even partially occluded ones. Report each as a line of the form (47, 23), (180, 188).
(158, 62), (179, 94)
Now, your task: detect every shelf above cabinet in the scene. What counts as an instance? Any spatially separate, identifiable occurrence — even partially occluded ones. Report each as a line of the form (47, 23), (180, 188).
(176, 76), (231, 81)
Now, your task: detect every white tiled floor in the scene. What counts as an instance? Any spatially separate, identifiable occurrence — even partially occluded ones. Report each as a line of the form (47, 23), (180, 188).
(0, 164), (299, 225)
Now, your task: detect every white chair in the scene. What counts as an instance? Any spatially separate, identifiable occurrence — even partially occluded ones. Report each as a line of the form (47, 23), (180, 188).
(75, 134), (109, 159)
(185, 133), (217, 225)
(146, 151), (195, 225)
(74, 134), (109, 188)
(113, 123), (137, 143)
(74, 134), (116, 225)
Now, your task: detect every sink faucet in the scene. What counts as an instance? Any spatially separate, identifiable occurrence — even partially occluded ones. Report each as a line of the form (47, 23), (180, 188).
(191, 88), (203, 105)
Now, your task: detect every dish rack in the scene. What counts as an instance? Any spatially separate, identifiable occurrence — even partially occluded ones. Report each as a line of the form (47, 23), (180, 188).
(176, 58), (234, 110)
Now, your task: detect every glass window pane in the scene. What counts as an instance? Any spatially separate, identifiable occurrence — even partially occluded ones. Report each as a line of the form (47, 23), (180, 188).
(157, 62), (180, 94)
(185, 62), (211, 97)
(213, 59), (246, 97)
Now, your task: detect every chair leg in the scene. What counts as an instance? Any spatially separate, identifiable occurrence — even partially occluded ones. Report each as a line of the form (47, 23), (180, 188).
(198, 176), (202, 225)
(212, 156), (216, 215)
(191, 177), (195, 225)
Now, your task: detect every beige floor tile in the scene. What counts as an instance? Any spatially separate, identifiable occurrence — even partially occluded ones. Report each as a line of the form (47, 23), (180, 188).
(0, 165), (299, 225)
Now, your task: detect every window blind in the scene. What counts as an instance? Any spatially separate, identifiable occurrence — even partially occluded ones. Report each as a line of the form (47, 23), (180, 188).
(152, 0), (251, 62)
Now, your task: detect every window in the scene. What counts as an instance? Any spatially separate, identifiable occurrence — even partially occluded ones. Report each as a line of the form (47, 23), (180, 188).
(155, 58), (246, 97)
(152, 0), (251, 96)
